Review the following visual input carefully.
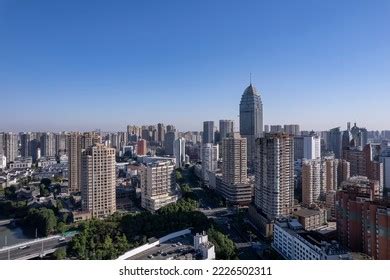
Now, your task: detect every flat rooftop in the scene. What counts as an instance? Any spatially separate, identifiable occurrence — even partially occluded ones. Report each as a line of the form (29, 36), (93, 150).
(126, 234), (197, 260)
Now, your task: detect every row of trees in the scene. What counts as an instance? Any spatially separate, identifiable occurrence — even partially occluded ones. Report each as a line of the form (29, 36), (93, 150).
(22, 207), (64, 237)
(67, 218), (129, 260)
(66, 198), (236, 260)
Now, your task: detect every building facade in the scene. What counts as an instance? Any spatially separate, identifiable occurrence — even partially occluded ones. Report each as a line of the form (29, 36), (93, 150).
(239, 83), (263, 164)
(81, 144), (116, 219)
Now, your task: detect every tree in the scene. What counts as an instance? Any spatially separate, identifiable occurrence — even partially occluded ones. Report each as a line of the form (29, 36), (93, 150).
(67, 219), (129, 260)
(39, 184), (50, 197)
(53, 248), (67, 260)
(208, 227), (236, 260)
(22, 208), (57, 237)
(40, 178), (51, 188)
(57, 222), (67, 234)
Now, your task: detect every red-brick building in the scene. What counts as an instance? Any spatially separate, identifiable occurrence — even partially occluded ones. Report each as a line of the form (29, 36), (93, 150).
(336, 176), (390, 259)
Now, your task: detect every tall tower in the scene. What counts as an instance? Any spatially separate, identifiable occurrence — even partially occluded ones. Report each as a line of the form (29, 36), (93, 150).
(67, 132), (82, 193)
(254, 133), (294, 220)
(4, 133), (18, 163)
(202, 121), (215, 144)
(174, 137), (186, 168)
(40, 132), (56, 157)
(302, 159), (323, 206)
(219, 120), (234, 141)
(222, 133), (247, 185)
(81, 144), (116, 218)
(239, 83), (263, 164)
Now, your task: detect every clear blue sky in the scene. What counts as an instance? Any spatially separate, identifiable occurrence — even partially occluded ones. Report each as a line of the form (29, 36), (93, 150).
(1, 0), (389, 132)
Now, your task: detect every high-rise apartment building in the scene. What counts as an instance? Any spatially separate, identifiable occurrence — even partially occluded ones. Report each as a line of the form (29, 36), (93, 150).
(140, 159), (179, 212)
(157, 123), (165, 144)
(328, 127), (342, 158)
(82, 131), (101, 149)
(254, 133), (294, 220)
(336, 176), (389, 259)
(302, 159), (323, 207)
(67, 132), (82, 193)
(20, 132), (32, 157)
(219, 120), (234, 141)
(218, 133), (252, 205)
(343, 144), (384, 187)
(164, 131), (177, 155)
(137, 139), (147, 155)
(4, 133), (18, 163)
(201, 143), (219, 183)
(221, 133), (247, 185)
(81, 144), (116, 218)
(202, 121), (214, 144)
(284, 124), (300, 136)
(0, 133), (4, 156)
(303, 134), (321, 160)
(40, 132), (56, 157)
(174, 137), (186, 168)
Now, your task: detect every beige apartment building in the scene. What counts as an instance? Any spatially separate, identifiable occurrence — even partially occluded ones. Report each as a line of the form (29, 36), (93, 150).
(255, 133), (294, 220)
(81, 144), (116, 219)
(140, 159), (179, 212)
(217, 133), (252, 205)
(67, 132), (82, 193)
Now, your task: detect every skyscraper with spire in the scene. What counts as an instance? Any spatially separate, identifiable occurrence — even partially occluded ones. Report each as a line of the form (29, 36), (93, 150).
(239, 81), (263, 165)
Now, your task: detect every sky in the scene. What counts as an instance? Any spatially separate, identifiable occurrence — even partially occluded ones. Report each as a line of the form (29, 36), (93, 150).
(0, 0), (389, 132)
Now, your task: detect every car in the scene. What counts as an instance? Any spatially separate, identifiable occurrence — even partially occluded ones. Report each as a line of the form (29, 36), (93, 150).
(161, 252), (167, 257)
(156, 244), (161, 247)
(147, 255), (154, 259)
(171, 244), (177, 247)
(177, 242), (182, 246)
(18, 245), (29, 250)
(58, 237), (66, 242)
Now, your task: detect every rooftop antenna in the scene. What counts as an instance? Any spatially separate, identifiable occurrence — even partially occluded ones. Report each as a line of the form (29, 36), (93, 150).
(250, 72), (252, 85)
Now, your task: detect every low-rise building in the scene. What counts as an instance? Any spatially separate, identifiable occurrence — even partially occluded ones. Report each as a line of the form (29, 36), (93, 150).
(293, 207), (327, 231)
(194, 232), (215, 260)
(272, 218), (351, 260)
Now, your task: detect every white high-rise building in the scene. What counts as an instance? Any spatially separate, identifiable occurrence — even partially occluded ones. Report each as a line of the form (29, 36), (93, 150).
(174, 137), (186, 168)
(201, 143), (219, 183)
(303, 134), (321, 160)
(140, 159), (179, 212)
(81, 144), (116, 219)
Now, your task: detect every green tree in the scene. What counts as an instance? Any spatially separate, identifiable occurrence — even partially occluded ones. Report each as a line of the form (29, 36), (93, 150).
(208, 227), (237, 260)
(40, 178), (52, 188)
(57, 222), (67, 234)
(53, 248), (67, 260)
(22, 208), (57, 237)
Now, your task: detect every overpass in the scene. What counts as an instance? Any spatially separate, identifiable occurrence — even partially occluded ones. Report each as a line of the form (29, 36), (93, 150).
(0, 235), (72, 260)
(0, 219), (15, 226)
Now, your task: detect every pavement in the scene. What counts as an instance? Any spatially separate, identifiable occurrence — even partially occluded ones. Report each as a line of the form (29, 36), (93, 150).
(0, 236), (72, 260)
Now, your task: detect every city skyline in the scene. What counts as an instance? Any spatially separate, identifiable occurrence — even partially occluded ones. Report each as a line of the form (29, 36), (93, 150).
(1, 0), (390, 132)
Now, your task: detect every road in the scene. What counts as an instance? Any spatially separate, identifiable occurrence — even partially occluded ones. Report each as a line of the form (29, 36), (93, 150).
(0, 236), (72, 260)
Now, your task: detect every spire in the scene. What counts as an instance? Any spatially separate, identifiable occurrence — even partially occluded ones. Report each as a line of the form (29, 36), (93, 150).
(249, 72), (252, 85)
